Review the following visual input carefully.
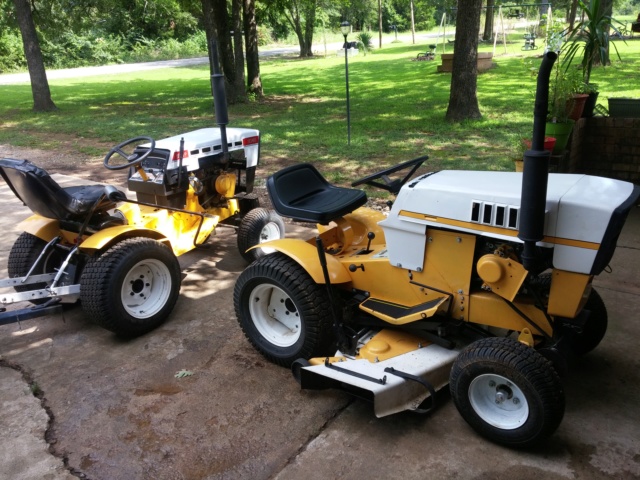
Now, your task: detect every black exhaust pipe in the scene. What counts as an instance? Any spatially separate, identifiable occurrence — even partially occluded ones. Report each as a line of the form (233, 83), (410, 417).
(518, 51), (557, 272)
(209, 39), (229, 162)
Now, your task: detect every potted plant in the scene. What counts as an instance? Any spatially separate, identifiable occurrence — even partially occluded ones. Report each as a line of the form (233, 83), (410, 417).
(580, 81), (599, 118)
(512, 137), (528, 172)
(545, 61), (576, 154)
(565, 66), (590, 120)
(513, 136), (556, 171)
(561, 0), (625, 117)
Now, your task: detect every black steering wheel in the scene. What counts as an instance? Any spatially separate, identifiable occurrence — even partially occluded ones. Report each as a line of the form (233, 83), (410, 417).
(351, 155), (428, 195)
(104, 136), (156, 171)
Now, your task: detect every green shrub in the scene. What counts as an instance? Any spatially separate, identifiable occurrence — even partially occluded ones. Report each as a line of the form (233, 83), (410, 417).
(121, 32), (208, 63)
(41, 32), (125, 68)
(0, 32), (25, 73)
(357, 31), (373, 54)
(185, 30), (208, 53)
(615, 0), (639, 15)
(415, 19), (436, 31)
(257, 26), (273, 46)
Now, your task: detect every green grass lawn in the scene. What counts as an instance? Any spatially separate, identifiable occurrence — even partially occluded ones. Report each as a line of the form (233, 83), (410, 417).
(1, 34), (639, 184)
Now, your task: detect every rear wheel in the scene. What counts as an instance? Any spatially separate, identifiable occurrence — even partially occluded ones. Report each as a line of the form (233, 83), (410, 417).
(8, 232), (66, 304)
(237, 208), (285, 263)
(80, 237), (181, 336)
(234, 253), (333, 367)
(571, 288), (608, 355)
(450, 337), (564, 448)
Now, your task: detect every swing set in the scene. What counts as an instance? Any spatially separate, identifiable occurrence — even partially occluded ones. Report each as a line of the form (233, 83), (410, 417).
(434, 3), (552, 57)
(491, 3), (552, 55)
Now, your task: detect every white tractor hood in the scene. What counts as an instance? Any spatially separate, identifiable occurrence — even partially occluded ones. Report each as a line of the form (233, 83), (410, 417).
(380, 171), (636, 274)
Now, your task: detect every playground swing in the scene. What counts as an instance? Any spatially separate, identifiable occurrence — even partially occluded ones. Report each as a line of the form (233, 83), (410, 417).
(507, 8), (525, 19)
(522, 32), (538, 50)
(416, 44), (438, 61)
(521, 6), (541, 50)
(413, 13), (449, 62)
(492, 3), (548, 56)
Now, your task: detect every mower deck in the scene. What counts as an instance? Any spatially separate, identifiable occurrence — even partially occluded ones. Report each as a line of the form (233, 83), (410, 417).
(297, 329), (462, 417)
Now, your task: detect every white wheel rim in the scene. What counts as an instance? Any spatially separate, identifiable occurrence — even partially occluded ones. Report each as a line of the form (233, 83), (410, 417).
(120, 259), (172, 319)
(258, 222), (281, 254)
(468, 373), (529, 430)
(248, 284), (301, 347)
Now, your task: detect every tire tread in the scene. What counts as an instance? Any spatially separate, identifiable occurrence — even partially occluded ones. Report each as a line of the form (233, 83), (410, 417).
(234, 252), (333, 366)
(80, 237), (180, 336)
(450, 337), (565, 448)
(237, 208), (285, 263)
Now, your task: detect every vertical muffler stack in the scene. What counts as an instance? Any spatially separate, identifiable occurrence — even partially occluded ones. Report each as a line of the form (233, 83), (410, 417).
(209, 39), (229, 162)
(518, 51), (557, 272)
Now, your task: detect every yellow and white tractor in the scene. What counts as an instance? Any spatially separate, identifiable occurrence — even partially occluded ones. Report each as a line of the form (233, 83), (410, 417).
(0, 47), (284, 335)
(233, 52), (639, 447)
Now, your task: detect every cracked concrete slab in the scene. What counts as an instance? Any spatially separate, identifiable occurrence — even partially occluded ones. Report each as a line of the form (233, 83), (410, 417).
(0, 364), (75, 480)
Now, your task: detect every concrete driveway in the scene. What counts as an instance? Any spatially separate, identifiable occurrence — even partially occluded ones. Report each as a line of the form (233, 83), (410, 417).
(1, 174), (639, 480)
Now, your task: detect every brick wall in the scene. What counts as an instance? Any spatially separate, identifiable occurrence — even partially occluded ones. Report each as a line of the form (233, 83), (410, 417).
(569, 117), (640, 183)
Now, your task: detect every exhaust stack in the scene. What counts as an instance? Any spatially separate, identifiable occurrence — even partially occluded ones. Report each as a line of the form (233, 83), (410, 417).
(518, 51), (557, 272)
(209, 39), (230, 162)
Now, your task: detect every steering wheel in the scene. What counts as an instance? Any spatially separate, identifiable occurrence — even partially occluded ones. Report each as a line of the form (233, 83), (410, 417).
(351, 155), (428, 195)
(104, 136), (156, 171)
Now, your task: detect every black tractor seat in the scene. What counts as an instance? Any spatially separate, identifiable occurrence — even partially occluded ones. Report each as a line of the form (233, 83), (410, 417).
(0, 158), (122, 223)
(266, 163), (367, 224)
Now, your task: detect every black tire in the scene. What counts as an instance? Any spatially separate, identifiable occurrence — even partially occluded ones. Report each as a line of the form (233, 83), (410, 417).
(238, 194), (260, 215)
(450, 337), (565, 448)
(7, 232), (66, 305)
(233, 252), (334, 367)
(80, 237), (181, 336)
(571, 288), (608, 355)
(536, 272), (608, 356)
(237, 207), (285, 263)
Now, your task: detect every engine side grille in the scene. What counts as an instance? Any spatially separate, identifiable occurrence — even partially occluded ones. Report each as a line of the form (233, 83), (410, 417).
(471, 200), (519, 230)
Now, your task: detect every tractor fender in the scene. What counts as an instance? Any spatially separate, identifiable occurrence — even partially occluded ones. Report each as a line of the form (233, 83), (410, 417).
(78, 225), (170, 252)
(17, 216), (169, 253)
(252, 238), (352, 284)
(18, 215), (61, 242)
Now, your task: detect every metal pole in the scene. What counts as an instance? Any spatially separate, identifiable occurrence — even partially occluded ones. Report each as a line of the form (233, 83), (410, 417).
(343, 34), (351, 146)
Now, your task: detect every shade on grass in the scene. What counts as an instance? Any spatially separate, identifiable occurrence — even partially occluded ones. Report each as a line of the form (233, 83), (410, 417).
(1, 35), (639, 183)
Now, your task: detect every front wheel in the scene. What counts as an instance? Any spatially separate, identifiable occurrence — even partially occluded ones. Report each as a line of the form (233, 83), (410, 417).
(449, 337), (565, 448)
(233, 253), (334, 367)
(80, 237), (181, 336)
(237, 208), (285, 263)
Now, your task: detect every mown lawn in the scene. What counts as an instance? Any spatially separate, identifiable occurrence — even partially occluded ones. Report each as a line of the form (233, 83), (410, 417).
(1, 33), (639, 184)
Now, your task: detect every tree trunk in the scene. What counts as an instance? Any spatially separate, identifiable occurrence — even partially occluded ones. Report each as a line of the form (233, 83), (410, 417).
(201, 0), (246, 104)
(446, 0), (482, 122)
(483, 0), (495, 41)
(568, 0), (579, 30)
(232, 0), (246, 98)
(12, 0), (57, 112)
(283, 0), (317, 58)
(244, 0), (263, 96)
(301, 2), (316, 57)
(410, 0), (416, 44)
(378, 0), (383, 48)
(292, 21), (314, 57)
